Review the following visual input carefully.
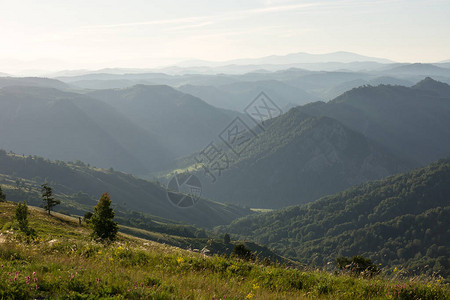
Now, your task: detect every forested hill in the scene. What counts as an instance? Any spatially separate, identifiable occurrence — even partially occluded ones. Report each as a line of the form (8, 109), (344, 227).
(188, 106), (414, 208)
(301, 77), (450, 164)
(0, 149), (251, 227)
(219, 158), (450, 276)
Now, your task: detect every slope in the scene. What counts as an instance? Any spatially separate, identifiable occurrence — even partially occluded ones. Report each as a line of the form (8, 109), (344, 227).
(179, 80), (319, 111)
(0, 76), (70, 89)
(87, 85), (241, 158)
(301, 78), (450, 164)
(219, 159), (450, 277)
(1, 202), (446, 299)
(0, 150), (251, 227)
(179, 108), (413, 208)
(0, 86), (174, 174)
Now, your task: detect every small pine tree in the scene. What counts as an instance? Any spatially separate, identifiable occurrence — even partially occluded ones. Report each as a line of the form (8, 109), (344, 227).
(224, 233), (231, 244)
(41, 183), (60, 215)
(0, 185), (6, 202)
(90, 193), (118, 241)
(15, 202), (35, 236)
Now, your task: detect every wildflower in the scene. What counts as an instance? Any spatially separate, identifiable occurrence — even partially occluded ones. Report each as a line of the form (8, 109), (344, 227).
(32, 271), (36, 276)
(35, 284), (39, 290)
(177, 257), (184, 264)
(393, 267), (398, 272)
(246, 292), (254, 299)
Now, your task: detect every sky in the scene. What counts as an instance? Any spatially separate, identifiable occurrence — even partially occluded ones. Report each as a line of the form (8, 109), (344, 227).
(0, 0), (449, 73)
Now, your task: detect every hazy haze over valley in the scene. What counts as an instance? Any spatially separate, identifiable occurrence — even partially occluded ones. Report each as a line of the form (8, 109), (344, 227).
(1, 1), (449, 298)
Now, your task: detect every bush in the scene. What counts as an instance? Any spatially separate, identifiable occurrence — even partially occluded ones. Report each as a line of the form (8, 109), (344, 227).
(14, 202), (35, 236)
(232, 244), (254, 261)
(336, 255), (379, 277)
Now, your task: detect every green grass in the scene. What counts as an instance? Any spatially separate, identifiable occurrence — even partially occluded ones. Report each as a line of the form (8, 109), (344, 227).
(0, 202), (449, 299)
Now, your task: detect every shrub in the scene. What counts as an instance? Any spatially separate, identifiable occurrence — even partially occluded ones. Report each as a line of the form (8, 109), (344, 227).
(336, 255), (379, 277)
(232, 244), (254, 261)
(14, 202), (35, 236)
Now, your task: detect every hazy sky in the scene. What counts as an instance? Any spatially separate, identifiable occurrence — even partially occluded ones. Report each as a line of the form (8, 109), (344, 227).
(1, 0), (449, 72)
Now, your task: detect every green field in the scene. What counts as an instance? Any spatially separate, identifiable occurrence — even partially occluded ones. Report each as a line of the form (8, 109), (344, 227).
(0, 201), (448, 299)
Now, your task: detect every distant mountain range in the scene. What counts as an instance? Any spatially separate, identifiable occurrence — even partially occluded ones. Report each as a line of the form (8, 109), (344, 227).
(2, 74), (450, 213)
(87, 85), (242, 158)
(176, 51), (395, 67)
(178, 80), (319, 111)
(172, 78), (450, 208)
(0, 77), (70, 89)
(0, 81), (242, 174)
(381, 63), (450, 76)
(302, 77), (450, 164)
(52, 63), (450, 104)
(0, 85), (171, 174)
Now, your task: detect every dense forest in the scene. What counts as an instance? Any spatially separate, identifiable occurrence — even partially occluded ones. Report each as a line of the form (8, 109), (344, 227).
(219, 159), (450, 277)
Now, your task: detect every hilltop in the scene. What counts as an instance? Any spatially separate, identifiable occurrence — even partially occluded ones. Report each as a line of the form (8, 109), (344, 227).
(172, 106), (413, 209)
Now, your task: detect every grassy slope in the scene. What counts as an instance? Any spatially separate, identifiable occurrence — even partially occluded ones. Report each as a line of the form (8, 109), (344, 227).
(0, 202), (448, 299)
(0, 150), (251, 228)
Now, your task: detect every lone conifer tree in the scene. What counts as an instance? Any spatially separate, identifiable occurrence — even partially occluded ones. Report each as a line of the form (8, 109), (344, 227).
(0, 185), (6, 202)
(90, 193), (118, 241)
(224, 233), (231, 244)
(41, 183), (60, 215)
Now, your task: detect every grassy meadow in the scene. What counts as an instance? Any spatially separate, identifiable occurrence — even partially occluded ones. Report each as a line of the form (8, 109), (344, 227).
(0, 201), (448, 299)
